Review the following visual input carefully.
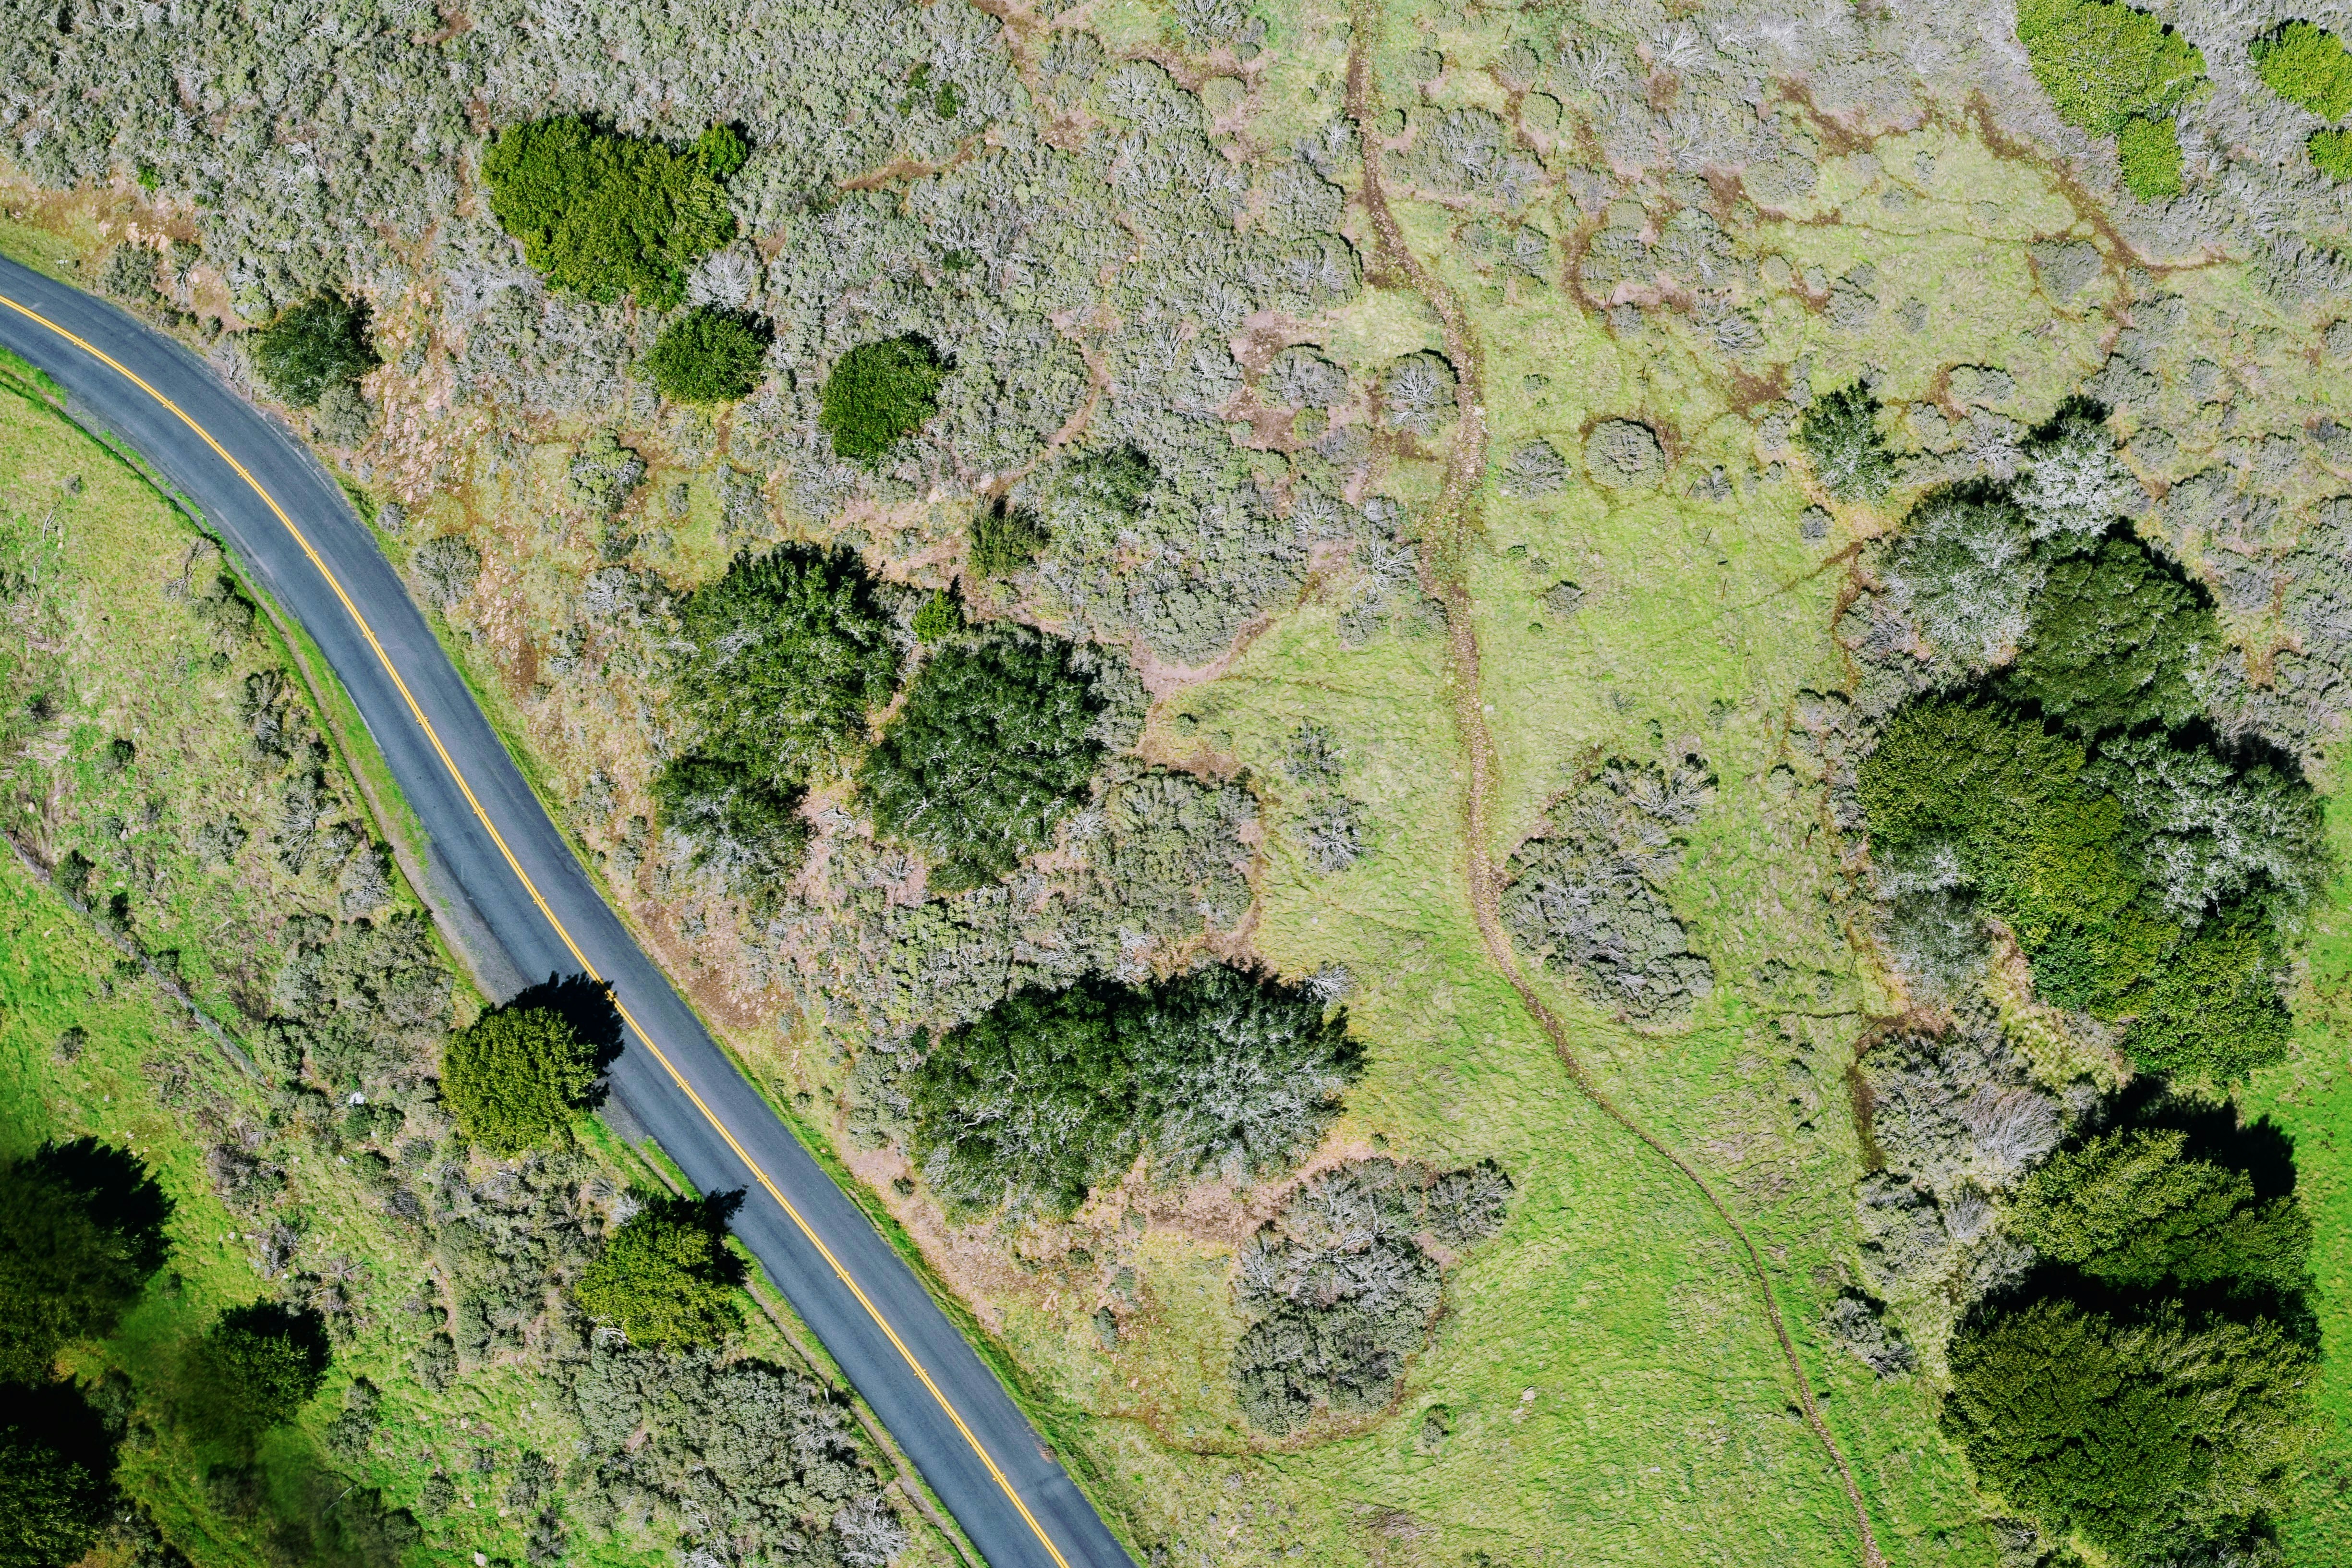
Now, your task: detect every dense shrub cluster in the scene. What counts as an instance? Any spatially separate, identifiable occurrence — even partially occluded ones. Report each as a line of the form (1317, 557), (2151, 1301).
(1795, 382), (1895, 501)
(248, 293), (377, 410)
(481, 117), (743, 307)
(1229, 1157), (1511, 1434)
(1500, 755), (1717, 1022)
(906, 962), (1361, 1216)
(858, 624), (1108, 890)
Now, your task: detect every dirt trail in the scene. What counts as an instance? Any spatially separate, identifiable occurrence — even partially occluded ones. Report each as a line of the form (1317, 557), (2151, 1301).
(1343, 10), (1884, 1564)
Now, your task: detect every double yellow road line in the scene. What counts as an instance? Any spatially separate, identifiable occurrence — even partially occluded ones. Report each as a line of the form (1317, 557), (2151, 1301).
(0, 289), (1076, 1568)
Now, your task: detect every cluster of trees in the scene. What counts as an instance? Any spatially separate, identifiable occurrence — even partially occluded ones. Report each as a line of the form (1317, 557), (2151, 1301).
(1943, 1098), (2317, 1561)
(657, 545), (1117, 899)
(0, 1137), (330, 1566)
(907, 962), (1362, 1216)
(1859, 417), (2325, 1084)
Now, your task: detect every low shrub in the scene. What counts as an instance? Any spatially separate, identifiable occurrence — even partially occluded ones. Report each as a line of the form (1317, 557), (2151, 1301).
(481, 117), (742, 308)
(438, 1004), (598, 1155)
(646, 309), (769, 403)
(2250, 21), (2352, 120)
(2312, 127), (2352, 181)
(858, 625), (1105, 889)
(818, 336), (947, 464)
(572, 1195), (744, 1349)
(250, 293), (377, 409)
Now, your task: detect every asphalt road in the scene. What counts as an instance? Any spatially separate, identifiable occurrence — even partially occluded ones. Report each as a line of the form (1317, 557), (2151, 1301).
(0, 255), (1135, 1568)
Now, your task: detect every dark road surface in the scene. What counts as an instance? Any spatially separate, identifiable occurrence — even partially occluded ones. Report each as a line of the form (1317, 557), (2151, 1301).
(0, 255), (1134, 1568)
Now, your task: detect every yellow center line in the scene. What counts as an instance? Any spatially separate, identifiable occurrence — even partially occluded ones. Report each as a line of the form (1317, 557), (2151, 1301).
(0, 288), (1076, 1568)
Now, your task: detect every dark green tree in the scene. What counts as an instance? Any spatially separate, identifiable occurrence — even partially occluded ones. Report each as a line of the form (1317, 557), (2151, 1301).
(572, 1195), (744, 1349)
(0, 1380), (118, 1568)
(0, 1139), (172, 1383)
(906, 981), (1135, 1216)
(191, 1304), (330, 1444)
(646, 309), (769, 403)
(1943, 1296), (2312, 1558)
(481, 117), (741, 307)
(818, 337), (947, 464)
(2011, 1126), (2310, 1296)
(1797, 382), (1895, 501)
(1998, 534), (2214, 732)
(858, 627), (1105, 889)
(249, 294), (377, 409)
(439, 1004), (598, 1155)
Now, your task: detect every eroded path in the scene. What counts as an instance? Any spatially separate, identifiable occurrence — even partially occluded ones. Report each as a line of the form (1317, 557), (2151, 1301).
(1342, 11), (1885, 1564)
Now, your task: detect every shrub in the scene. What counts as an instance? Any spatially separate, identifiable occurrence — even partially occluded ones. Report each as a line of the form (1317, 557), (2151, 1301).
(2116, 114), (2184, 200)
(481, 117), (741, 308)
(439, 1004), (598, 1155)
(818, 337), (947, 464)
(859, 626), (1105, 889)
(2250, 21), (2352, 119)
(1879, 486), (2041, 669)
(1796, 382), (1895, 501)
(2012, 1127), (2311, 1296)
(649, 756), (810, 901)
(2312, 127), (2352, 181)
(1943, 1296), (2313, 1557)
(911, 592), (963, 644)
(1997, 534), (2214, 732)
(0, 1139), (171, 1383)
(192, 1303), (330, 1440)
(249, 293), (377, 409)
(2014, 0), (2207, 136)
(646, 309), (768, 403)
(968, 504), (1049, 578)
(572, 1195), (744, 1349)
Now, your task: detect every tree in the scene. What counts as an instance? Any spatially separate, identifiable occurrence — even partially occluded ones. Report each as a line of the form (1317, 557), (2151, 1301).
(439, 1004), (598, 1155)
(0, 1380), (116, 1568)
(249, 293), (377, 409)
(573, 1195), (744, 1349)
(2012, 1127), (2310, 1296)
(648, 756), (809, 904)
(2013, 0), (2206, 136)
(2249, 21), (2352, 120)
(1998, 534), (2213, 733)
(1130, 964), (1364, 1185)
(968, 503), (1049, 579)
(667, 545), (901, 791)
(0, 1139), (172, 1383)
(858, 626), (1105, 889)
(1797, 382), (1895, 501)
(1943, 1296), (2313, 1558)
(481, 117), (741, 308)
(647, 309), (768, 403)
(906, 981), (1134, 1216)
(818, 337), (947, 464)
(192, 1304), (330, 1442)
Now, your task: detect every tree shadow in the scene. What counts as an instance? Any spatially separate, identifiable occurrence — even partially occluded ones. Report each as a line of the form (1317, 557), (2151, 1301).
(505, 972), (625, 1078)
(24, 1135), (174, 1272)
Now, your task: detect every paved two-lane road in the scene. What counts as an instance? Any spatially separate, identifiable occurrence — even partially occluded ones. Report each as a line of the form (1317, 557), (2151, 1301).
(0, 255), (1134, 1568)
